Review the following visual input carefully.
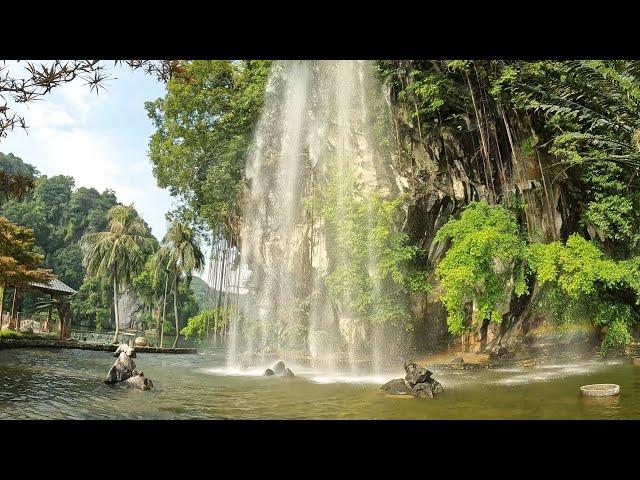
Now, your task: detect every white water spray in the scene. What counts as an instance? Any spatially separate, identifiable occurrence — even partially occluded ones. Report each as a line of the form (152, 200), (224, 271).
(227, 60), (409, 374)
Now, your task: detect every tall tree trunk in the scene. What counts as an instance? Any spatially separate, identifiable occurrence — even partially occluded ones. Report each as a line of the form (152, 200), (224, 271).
(10, 288), (19, 329)
(47, 301), (52, 334)
(160, 271), (169, 349)
(172, 275), (179, 348)
(112, 273), (120, 344)
(0, 280), (6, 325)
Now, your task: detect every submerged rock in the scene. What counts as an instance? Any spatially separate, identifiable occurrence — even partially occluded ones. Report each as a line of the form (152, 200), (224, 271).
(381, 378), (412, 395)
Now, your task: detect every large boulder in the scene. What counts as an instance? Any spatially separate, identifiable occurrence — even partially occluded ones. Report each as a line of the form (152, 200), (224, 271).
(134, 336), (149, 347)
(381, 361), (444, 398)
(404, 360), (433, 386)
(413, 382), (435, 398)
(381, 378), (412, 395)
(264, 361), (294, 377)
(428, 378), (444, 394)
(272, 360), (286, 375)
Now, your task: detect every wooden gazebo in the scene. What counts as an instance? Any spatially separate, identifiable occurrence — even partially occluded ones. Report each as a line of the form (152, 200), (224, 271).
(1, 278), (76, 338)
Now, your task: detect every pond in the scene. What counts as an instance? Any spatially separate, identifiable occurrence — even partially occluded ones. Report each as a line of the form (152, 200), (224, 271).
(1, 347), (639, 419)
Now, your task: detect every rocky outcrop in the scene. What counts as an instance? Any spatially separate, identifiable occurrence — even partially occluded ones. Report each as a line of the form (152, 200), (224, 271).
(381, 360), (443, 398)
(264, 360), (294, 377)
(387, 62), (584, 357)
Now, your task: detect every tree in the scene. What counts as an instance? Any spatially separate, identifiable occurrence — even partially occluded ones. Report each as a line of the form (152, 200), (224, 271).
(146, 60), (271, 238)
(153, 220), (204, 347)
(80, 204), (156, 343)
(0, 215), (53, 320)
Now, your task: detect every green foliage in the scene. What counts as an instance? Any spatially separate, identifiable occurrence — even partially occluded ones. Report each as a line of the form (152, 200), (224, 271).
(434, 201), (528, 334)
(1, 157), (123, 305)
(151, 219), (204, 346)
(181, 307), (230, 344)
(70, 276), (112, 329)
(528, 234), (639, 355)
(146, 60), (271, 236)
(309, 161), (419, 325)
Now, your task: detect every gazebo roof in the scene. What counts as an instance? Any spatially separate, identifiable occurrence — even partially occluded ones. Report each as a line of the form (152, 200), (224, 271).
(28, 278), (77, 296)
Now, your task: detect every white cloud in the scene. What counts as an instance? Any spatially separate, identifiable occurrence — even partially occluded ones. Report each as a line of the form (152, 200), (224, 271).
(0, 62), (174, 240)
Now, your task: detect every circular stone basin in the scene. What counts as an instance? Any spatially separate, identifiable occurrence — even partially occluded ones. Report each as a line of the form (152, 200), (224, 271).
(580, 384), (620, 397)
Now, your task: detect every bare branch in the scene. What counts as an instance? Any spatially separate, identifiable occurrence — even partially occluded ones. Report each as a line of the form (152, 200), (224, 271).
(0, 60), (186, 139)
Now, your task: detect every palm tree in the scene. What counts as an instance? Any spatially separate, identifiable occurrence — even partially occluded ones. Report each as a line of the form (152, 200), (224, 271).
(153, 220), (205, 348)
(80, 205), (156, 344)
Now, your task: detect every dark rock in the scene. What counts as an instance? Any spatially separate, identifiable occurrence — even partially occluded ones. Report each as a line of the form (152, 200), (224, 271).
(381, 378), (412, 395)
(413, 383), (434, 398)
(404, 360), (432, 386)
(284, 368), (295, 377)
(272, 360), (286, 375)
(429, 379), (443, 394)
(263, 369), (275, 376)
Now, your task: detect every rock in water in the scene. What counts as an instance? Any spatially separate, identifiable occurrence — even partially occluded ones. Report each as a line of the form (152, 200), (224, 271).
(404, 360), (433, 387)
(413, 383), (435, 398)
(134, 336), (149, 347)
(104, 343), (153, 389)
(125, 371), (154, 390)
(428, 378), (444, 394)
(450, 355), (464, 364)
(264, 369), (275, 376)
(284, 368), (295, 377)
(272, 360), (286, 375)
(381, 378), (412, 395)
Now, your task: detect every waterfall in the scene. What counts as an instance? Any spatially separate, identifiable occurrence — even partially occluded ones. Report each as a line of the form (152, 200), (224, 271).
(227, 60), (409, 374)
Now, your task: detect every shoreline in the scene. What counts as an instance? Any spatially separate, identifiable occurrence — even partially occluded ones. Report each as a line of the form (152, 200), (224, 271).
(0, 337), (197, 354)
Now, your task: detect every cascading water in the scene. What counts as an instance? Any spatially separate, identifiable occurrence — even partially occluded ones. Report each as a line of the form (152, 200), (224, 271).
(227, 60), (410, 374)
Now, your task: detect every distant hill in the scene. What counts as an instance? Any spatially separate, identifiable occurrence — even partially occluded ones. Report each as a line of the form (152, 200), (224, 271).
(190, 275), (247, 313)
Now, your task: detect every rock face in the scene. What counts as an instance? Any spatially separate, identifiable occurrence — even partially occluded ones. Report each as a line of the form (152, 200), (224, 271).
(105, 343), (154, 390)
(381, 360), (443, 398)
(264, 360), (294, 378)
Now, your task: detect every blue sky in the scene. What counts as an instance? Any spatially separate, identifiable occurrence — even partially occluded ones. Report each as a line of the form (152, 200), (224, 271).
(0, 62), (176, 241)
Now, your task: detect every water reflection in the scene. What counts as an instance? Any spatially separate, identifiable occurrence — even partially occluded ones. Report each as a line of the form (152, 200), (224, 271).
(1, 348), (639, 419)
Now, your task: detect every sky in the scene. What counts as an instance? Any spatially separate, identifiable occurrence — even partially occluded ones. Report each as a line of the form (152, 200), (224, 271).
(0, 62), (176, 242)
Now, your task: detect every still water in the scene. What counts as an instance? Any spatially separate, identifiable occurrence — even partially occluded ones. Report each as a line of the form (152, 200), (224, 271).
(1, 348), (639, 419)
